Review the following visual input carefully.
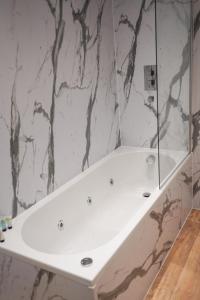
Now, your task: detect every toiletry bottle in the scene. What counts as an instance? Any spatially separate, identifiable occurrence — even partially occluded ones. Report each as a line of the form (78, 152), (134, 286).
(0, 225), (5, 243)
(6, 217), (12, 229)
(0, 218), (7, 232)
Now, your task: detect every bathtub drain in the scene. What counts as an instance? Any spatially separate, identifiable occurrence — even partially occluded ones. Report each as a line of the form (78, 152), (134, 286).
(81, 257), (93, 267)
(143, 192), (151, 198)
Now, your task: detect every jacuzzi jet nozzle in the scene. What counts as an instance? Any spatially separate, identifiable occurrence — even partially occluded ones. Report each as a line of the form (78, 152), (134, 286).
(110, 178), (114, 185)
(143, 192), (151, 198)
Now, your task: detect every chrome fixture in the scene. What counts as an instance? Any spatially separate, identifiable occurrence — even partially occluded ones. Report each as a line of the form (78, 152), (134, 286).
(81, 257), (93, 266)
(57, 220), (64, 231)
(87, 196), (92, 205)
(143, 192), (151, 198)
(146, 154), (156, 165)
(144, 65), (157, 91)
(147, 95), (154, 103)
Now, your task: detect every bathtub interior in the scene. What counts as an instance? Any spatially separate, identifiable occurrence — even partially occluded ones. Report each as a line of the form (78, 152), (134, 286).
(22, 149), (161, 255)
(21, 148), (180, 256)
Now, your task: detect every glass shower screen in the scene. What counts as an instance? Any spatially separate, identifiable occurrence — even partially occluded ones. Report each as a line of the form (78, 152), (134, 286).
(155, 0), (191, 186)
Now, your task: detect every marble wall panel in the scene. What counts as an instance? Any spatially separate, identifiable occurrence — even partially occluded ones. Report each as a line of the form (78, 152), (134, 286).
(113, 0), (190, 154)
(0, 253), (95, 300)
(156, 1), (191, 152)
(113, 0), (157, 147)
(0, 0), (119, 218)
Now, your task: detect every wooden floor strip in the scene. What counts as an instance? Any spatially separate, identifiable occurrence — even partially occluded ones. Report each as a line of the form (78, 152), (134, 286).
(146, 209), (200, 300)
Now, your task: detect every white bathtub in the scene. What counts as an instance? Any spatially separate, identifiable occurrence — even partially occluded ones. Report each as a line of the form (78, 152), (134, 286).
(0, 147), (187, 287)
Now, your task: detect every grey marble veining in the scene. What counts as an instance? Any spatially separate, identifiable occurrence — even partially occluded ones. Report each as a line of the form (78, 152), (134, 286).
(113, 0), (157, 147)
(113, 0), (190, 155)
(156, 1), (190, 152)
(0, 0), (118, 217)
(0, 0), (192, 220)
(0, 253), (94, 300)
(96, 156), (192, 300)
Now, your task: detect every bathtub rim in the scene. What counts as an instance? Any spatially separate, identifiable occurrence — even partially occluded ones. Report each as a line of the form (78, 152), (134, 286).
(0, 146), (190, 287)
